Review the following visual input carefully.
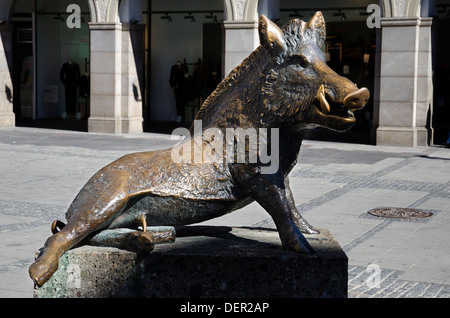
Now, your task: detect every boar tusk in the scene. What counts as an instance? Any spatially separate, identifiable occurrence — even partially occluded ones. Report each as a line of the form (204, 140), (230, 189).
(317, 84), (330, 113)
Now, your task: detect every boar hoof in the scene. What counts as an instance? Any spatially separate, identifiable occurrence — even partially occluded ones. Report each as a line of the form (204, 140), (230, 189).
(29, 255), (59, 288)
(296, 220), (320, 235)
(283, 234), (314, 254)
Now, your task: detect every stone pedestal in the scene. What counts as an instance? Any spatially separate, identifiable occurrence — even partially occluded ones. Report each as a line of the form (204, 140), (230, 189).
(33, 227), (348, 298)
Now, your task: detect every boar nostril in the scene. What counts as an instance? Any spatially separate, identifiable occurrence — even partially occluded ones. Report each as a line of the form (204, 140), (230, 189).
(344, 87), (370, 109)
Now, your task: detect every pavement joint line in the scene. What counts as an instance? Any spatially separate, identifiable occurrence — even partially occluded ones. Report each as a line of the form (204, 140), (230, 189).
(0, 145), (126, 160)
(384, 280), (409, 298)
(0, 200), (66, 221)
(0, 258), (34, 273)
(347, 265), (450, 298)
(408, 180), (450, 207)
(0, 171), (90, 188)
(342, 219), (391, 253)
(0, 218), (57, 232)
(401, 282), (419, 298)
(417, 283), (432, 297)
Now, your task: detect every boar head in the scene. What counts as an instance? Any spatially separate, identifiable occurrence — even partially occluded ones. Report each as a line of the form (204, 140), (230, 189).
(259, 12), (369, 132)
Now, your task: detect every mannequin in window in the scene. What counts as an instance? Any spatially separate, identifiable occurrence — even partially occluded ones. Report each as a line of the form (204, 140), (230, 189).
(60, 59), (80, 117)
(169, 61), (188, 122)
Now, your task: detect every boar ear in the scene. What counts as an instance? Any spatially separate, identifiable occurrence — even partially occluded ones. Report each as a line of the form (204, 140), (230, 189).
(259, 15), (287, 54)
(308, 11), (326, 50)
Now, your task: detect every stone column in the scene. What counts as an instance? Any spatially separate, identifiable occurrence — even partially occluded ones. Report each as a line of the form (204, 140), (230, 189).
(88, 0), (122, 133)
(88, 22), (122, 134)
(118, 0), (144, 133)
(120, 23), (144, 133)
(88, 0), (143, 134)
(0, 0), (15, 127)
(222, 0), (260, 76)
(375, 0), (433, 146)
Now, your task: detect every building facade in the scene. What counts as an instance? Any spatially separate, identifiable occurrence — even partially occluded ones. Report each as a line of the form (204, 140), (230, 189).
(0, 0), (448, 146)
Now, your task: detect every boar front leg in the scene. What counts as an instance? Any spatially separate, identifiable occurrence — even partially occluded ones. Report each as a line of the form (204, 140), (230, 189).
(285, 177), (320, 234)
(249, 174), (314, 254)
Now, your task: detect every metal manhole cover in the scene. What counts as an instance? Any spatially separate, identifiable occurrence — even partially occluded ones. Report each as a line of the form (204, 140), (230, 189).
(368, 207), (433, 220)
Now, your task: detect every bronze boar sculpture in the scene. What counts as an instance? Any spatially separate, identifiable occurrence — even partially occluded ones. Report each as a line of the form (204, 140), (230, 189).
(29, 12), (369, 287)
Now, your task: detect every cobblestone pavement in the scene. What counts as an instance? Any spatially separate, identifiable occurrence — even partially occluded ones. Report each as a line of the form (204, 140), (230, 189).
(0, 127), (449, 298)
(251, 142), (450, 298)
(348, 265), (450, 298)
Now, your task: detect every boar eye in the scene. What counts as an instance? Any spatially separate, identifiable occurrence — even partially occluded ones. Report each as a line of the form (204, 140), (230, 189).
(288, 54), (309, 69)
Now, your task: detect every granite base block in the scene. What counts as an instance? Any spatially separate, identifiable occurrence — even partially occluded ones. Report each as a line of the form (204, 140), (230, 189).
(33, 226), (348, 298)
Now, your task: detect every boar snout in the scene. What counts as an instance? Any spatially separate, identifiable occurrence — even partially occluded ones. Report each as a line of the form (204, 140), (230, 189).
(308, 83), (370, 132)
(343, 88), (370, 111)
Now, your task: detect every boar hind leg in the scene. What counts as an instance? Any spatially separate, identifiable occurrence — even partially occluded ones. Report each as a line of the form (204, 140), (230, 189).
(29, 170), (132, 287)
(285, 177), (320, 234)
(250, 176), (314, 254)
